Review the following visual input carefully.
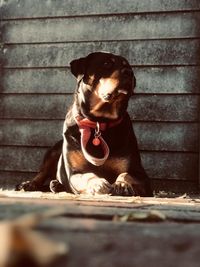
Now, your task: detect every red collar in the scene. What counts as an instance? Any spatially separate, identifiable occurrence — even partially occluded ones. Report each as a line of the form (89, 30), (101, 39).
(74, 114), (123, 166)
(75, 115), (123, 130)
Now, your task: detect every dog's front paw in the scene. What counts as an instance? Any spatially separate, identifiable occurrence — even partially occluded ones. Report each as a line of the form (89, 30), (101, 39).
(15, 180), (39, 191)
(112, 181), (135, 196)
(50, 180), (66, 193)
(112, 173), (135, 196)
(86, 177), (112, 195)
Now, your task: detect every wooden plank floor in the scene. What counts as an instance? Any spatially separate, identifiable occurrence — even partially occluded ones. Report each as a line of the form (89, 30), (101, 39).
(0, 191), (200, 267)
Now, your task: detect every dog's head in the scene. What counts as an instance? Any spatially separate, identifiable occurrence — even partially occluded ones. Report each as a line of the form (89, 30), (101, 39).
(70, 52), (136, 122)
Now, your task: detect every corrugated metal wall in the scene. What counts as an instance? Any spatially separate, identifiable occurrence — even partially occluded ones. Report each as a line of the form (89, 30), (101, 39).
(0, 0), (200, 192)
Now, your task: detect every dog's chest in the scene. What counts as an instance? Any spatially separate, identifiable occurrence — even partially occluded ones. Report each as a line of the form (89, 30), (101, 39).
(67, 149), (129, 177)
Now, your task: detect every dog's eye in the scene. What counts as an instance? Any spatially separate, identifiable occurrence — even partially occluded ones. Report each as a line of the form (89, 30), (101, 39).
(103, 61), (113, 69)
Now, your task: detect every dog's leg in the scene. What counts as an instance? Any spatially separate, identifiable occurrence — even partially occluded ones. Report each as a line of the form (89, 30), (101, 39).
(112, 172), (146, 196)
(16, 172), (48, 192)
(50, 155), (67, 193)
(16, 141), (62, 191)
(69, 173), (112, 195)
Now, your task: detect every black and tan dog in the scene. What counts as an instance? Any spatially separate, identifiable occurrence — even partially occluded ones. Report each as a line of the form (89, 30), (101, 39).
(17, 52), (153, 196)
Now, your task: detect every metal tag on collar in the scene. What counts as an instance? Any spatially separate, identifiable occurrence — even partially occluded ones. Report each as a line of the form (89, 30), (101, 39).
(92, 122), (101, 146)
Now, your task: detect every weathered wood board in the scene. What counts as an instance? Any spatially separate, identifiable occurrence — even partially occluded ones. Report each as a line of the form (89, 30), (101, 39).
(2, 39), (200, 67)
(1, 66), (200, 94)
(2, 12), (200, 43)
(0, 66), (200, 94)
(1, 194), (200, 267)
(0, 146), (198, 181)
(0, 95), (198, 121)
(1, 0), (200, 18)
(0, 120), (198, 152)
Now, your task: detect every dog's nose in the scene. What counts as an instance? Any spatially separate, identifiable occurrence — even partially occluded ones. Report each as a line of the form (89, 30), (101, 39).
(103, 93), (112, 101)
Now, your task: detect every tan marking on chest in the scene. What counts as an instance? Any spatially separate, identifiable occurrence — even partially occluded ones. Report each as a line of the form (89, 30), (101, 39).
(103, 157), (129, 175)
(67, 150), (88, 171)
(68, 151), (129, 176)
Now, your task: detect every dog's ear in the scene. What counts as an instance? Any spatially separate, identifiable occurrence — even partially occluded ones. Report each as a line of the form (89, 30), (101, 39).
(133, 74), (136, 90)
(70, 57), (86, 78)
(129, 74), (136, 96)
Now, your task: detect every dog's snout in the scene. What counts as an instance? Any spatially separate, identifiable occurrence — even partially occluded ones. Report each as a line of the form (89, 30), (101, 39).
(121, 68), (133, 78)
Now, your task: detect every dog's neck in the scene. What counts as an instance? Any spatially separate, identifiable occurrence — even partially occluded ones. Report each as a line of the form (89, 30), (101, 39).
(72, 102), (123, 129)
(71, 103), (123, 166)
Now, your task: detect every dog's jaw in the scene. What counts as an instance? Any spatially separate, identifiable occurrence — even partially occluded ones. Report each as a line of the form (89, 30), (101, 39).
(89, 96), (127, 121)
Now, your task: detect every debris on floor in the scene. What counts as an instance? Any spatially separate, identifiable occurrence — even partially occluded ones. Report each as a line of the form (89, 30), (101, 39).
(0, 209), (69, 267)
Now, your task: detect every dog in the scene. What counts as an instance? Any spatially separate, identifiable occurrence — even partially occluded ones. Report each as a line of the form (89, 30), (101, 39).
(16, 52), (153, 196)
